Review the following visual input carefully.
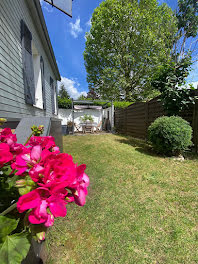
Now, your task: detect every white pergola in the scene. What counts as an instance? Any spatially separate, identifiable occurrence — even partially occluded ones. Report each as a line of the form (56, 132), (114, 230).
(71, 99), (114, 134)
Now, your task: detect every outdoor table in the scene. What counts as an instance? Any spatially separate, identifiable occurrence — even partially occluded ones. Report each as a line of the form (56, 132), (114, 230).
(80, 123), (97, 133)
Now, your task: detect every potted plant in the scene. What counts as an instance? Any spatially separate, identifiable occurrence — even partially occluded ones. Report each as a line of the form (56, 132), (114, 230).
(67, 121), (74, 133)
(80, 115), (94, 123)
(0, 122), (90, 264)
(87, 115), (94, 123)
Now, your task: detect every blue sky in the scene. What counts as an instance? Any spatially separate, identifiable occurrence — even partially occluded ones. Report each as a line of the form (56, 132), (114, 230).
(40, 0), (198, 99)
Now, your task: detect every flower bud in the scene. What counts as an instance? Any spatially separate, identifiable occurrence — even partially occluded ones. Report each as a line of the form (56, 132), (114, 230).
(36, 231), (46, 243)
(0, 118), (7, 126)
(31, 125), (44, 136)
(38, 125), (44, 131)
(15, 179), (26, 188)
(26, 178), (36, 187)
(31, 224), (47, 243)
(18, 185), (33, 196)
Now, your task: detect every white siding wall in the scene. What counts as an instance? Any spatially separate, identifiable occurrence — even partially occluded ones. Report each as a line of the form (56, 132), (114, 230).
(0, 0), (57, 119)
(58, 109), (103, 132)
(58, 107), (115, 132)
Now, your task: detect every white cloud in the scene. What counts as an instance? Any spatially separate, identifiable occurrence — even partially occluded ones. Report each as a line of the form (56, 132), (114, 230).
(58, 77), (87, 99)
(84, 18), (92, 41)
(86, 18), (92, 27)
(69, 17), (83, 38)
(187, 81), (198, 89)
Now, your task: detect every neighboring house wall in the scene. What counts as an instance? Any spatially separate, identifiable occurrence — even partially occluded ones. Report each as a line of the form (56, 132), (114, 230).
(58, 107), (114, 132)
(103, 106), (114, 127)
(58, 109), (103, 132)
(0, 0), (58, 119)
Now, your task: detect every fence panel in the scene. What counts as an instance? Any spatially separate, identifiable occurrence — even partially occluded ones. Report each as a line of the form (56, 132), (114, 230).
(115, 96), (194, 141)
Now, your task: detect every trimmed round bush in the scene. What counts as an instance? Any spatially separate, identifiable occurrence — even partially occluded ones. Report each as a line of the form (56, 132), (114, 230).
(148, 116), (192, 156)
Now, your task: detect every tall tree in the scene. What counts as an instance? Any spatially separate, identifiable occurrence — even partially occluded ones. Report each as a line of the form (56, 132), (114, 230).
(151, 0), (198, 115)
(176, 0), (198, 59)
(58, 84), (70, 99)
(84, 0), (177, 100)
(86, 88), (100, 100)
(77, 95), (88, 101)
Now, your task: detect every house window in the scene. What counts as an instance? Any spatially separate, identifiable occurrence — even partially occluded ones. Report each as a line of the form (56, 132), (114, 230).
(54, 87), (57, 115)
(32, 42), (43, 109)
(50, 77), (57, 115)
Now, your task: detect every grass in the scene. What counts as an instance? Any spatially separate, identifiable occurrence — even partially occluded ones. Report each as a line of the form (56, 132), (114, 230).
(46, 134), (198, 264)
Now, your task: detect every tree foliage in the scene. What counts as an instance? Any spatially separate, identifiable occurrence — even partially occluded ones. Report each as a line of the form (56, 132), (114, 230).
(77, 95), (88, 101)
(177, 0), (198, 39)
(58, 84), (70, 99)
(152, 0), (198, 115)
(58, 97), (72, 109)
(58, 97), (132, 109)
(151, 57), (196, 115)
(84, 0), (177, 100)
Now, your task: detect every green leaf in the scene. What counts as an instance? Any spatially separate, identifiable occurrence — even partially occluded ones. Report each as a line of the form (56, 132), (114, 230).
(0, 233), (30, 264)
(0, 216), (19, 240)
(6, 175), (18, 189)
(2, 166), (12, 176)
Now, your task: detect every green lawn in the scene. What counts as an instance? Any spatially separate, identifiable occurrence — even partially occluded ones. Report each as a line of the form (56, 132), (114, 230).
(47, 134), (198, 264)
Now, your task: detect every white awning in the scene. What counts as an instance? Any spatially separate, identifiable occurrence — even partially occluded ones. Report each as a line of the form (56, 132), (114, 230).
(74, 105), (102, 110)
(43, 0), (72, 17)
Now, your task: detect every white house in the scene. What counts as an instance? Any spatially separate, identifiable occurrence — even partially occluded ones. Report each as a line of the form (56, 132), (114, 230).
(0, 0), (74, 149)
(0, 0), (60, 125)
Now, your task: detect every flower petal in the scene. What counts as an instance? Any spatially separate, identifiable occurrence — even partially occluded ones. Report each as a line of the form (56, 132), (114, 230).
(17, 190), (41, 213)
(48, 196), (67, 217)
(30, 145), (42, 161)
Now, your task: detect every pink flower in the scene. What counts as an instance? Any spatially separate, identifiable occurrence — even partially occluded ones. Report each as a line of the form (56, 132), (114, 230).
(0, 143), (13, 167)
(17, 189), (41, 213)
(0, 128), (17, 146)
(17, 187), (67, 227)
(66, 164), (90, 206)
(0, 128), (27, 156)
(73, 173), (90, 206)
(29, 164), (45, 182)
(27, 136), (59, 153)
(12, 145), (42, 175)
(39, 153), (77, 188)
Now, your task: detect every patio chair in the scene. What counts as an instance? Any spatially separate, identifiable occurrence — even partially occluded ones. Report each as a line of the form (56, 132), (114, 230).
(95, 121), (102, 133)
(74, 123), (81, 133)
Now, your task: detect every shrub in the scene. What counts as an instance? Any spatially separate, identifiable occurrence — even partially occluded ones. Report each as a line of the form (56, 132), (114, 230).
(148, 116), (192, 156)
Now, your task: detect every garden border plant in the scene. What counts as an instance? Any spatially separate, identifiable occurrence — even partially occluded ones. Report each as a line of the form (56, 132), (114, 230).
(148, 116), (192, 156)
(0, 119), (90, 264)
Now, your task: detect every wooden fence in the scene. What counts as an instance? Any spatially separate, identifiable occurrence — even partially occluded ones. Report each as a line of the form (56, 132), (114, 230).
(114, 97), (194, 139)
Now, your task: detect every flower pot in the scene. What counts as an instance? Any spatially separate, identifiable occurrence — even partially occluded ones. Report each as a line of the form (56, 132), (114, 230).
(22, 239), (47, 264)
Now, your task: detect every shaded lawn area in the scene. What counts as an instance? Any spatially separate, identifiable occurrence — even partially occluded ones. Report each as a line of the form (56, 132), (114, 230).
(47, 134), (198, 264)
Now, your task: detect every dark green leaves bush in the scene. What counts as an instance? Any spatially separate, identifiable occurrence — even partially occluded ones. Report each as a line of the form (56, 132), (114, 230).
(58, 97), (72, 109)
(58, 97), (132, 109)
(148, 116), (192, 156)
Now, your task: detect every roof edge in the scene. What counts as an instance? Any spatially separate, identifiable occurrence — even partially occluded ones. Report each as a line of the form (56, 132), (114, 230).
(31, 0), (61, 81)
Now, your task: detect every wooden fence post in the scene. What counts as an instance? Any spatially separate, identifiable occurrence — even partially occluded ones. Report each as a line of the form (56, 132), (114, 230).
(145, 102), (149, 139)
(125, 108), (127, 134)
